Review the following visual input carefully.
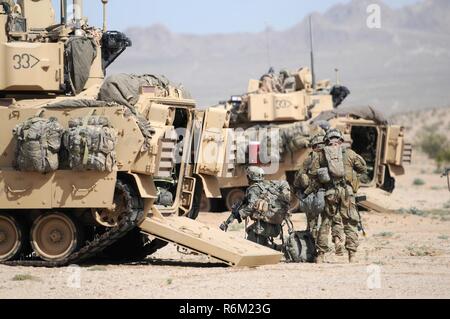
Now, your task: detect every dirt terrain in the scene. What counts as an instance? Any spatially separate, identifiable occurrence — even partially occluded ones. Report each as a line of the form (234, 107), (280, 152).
(1, 103), (449, 299)
(1, 151), (449, 299)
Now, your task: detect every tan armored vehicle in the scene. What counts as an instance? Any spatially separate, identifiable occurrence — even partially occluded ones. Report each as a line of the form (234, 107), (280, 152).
(0, 0), (282, 266)
(200, 67), (412, 212)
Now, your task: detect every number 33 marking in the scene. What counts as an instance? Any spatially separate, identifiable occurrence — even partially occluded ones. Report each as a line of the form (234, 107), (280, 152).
(13, 54), (40, 70)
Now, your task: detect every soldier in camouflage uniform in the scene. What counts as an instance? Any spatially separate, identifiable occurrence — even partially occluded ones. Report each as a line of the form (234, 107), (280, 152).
(1, 0), (15, 13)
(220, 166), (290, 249)
(293, 133), (345, 255)
(293, 134), (325, 240)
(314, 129), (367, 263)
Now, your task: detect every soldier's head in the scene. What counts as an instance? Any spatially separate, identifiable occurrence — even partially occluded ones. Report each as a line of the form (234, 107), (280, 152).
(246, 166), (265, 184)
(279, 69), (289, 81)
(325, 129), (344, 146)
(310, 134), (325, 152)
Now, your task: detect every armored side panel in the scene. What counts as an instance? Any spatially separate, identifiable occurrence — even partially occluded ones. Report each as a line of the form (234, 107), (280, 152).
(17, 0), (56, 30)
(0, 42), (64, 92)
(248, 91), (309, 122)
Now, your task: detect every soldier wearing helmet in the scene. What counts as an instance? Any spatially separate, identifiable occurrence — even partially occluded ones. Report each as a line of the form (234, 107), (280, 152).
(314, 128), (367, 263)
(220, 166), (290, 249)
(292, 134), (326, 240)
(1, 0), (15, 13)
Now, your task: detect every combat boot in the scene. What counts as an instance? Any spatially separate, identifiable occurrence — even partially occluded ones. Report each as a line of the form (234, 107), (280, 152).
(315, 252), (325, 264)
(334, 238), (344, 256)
(348, 251), (357, 263)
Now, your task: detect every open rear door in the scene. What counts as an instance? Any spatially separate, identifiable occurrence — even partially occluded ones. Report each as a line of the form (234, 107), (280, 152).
(139, 209), (282, 267)
(382, 125), (410, 167)
(195, 108), (230, 177)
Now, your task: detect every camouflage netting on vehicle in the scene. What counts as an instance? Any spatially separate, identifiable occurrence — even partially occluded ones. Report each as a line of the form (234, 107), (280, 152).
(13, 117), (64, 173)
(98, 74), (192, 107)
(280, 122), (311, 153)
(236, 122), (312, 164)
(65, 37), (98, 95)
(63, 116), (117, 172)
(312, 105), (389, 125)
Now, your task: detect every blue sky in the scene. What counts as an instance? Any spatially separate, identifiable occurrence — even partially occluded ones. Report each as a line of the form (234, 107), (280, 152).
(53, 0), (421, 34)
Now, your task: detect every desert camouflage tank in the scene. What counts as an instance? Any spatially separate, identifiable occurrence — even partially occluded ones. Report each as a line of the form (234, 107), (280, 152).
(199, 67), (412, 212)
(0, 0), (282, 266)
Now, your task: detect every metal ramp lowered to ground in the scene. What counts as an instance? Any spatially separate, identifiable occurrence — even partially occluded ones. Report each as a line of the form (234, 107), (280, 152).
(139, 212), (283, 267)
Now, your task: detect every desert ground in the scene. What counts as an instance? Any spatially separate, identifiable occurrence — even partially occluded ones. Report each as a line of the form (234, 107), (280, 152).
(0, 149), (449, 299)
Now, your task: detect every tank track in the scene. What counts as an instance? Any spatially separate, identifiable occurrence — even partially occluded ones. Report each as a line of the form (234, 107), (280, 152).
(1, 180), (145, 267)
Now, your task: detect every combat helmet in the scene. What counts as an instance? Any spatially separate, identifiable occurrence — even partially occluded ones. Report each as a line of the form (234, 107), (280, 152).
(310, 134), (325, 148)
(246, 166), (265, 182)
(325, 128), (344, 143)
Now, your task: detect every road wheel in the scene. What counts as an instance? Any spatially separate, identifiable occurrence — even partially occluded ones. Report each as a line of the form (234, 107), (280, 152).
(0, 214), (24, 262)
(31, 213), (82, 262)
(225, 188), (246, 211)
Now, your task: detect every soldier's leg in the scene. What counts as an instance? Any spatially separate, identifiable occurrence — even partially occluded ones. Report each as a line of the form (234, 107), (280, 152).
(332, 214), (345, 256)
(310, 215), (320, 241)
(316, 212), (331, 254)
(342, 197), (360, 262)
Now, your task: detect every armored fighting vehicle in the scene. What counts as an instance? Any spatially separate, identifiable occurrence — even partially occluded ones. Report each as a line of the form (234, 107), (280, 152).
(200, 67), (412, 212)
(0, 0), (282, 266)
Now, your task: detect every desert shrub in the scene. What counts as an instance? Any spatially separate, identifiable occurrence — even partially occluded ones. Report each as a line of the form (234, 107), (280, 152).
(418, 131), (448, 159)
(436, 148), (450, 166)
(413, 178), (425, 186)
(12, 274), (37, 281)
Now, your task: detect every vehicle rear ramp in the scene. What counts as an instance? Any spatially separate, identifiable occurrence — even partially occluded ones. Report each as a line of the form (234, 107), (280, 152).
(139, 209), (283, 267)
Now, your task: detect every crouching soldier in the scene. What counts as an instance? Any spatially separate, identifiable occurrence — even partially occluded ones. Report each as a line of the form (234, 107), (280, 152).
(220, 166), (291, 249)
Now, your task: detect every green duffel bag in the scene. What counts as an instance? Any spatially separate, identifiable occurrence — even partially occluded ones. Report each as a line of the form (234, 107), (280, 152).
(13, 116), (63, 173)
(63, 116), (117, 172)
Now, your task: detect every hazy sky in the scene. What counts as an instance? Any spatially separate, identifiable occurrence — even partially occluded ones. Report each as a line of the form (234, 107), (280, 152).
(53, 0), (421, 34)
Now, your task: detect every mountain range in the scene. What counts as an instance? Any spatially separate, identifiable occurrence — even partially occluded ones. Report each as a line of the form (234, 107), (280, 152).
(109, 0), (450, 114)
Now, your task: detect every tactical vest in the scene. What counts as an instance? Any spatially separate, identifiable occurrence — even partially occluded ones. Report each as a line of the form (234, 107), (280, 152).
(253, 180), (291, 225)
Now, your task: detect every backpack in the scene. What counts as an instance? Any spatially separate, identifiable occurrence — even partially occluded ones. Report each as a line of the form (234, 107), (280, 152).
(255, 180), (291, 224)
(63, 116), (117, 172)
(323, 145), (346, 179)
(299, 188), (325, 217)
(13, 116), (63, 173)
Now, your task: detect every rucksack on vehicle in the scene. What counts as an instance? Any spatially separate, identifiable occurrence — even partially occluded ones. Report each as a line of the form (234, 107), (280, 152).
(63, 116), (117, 172)
(255, 180), (291, 224)
(13, 116), (64, 173)
(323, 145), (345, 179)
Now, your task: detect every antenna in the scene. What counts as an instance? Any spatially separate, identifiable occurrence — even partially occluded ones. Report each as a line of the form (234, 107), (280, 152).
(309, 15), (316, 89)
(102, 0), (109, 32)
(335, 68), (340, 85)
(264, 23), (272, 69)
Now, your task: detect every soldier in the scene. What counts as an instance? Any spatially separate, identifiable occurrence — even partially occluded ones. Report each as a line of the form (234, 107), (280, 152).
(315, 129), (367, 263)
(292, 132), (345, 255)
(293, 134), (325, 240)
(1, 0), (15, 13)
(258, 68), (284, 94)
(220, 166), (290, 249)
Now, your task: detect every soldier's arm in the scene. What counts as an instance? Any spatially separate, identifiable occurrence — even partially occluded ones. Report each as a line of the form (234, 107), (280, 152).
(238, 187), (260, 219)
(293, 154), (313, 190)
(348, 149), (368, 174)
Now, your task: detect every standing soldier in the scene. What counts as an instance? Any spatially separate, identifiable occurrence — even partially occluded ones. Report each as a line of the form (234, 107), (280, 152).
(220, 166), (290, 249)
(315, 129), (367, 263)
(293, 134), (326, 240)
(292, 129), (345, 256)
